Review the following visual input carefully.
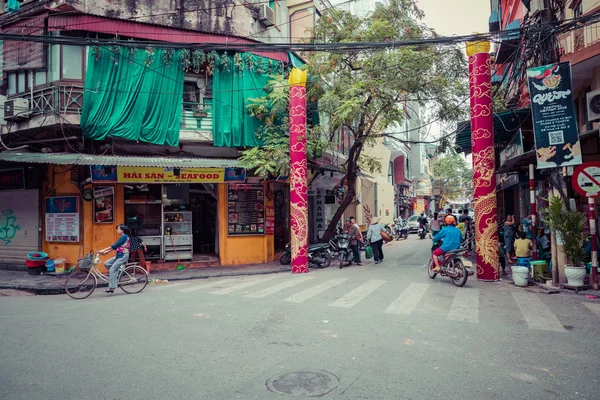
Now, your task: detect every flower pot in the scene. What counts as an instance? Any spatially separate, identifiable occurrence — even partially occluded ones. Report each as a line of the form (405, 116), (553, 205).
(193, 112), (207, 118)
(564, 265), (586, 287)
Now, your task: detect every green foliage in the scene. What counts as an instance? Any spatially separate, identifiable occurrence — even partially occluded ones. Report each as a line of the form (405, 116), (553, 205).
(543, 196), (587, 267)
(432, 151), (472, 205)
(238, 74), (329, 178)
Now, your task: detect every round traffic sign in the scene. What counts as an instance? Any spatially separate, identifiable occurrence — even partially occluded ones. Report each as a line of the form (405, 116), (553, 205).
(573, 162), (600, 197)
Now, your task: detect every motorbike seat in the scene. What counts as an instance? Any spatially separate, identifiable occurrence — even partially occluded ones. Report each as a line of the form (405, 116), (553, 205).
(309, 243), (329, 251)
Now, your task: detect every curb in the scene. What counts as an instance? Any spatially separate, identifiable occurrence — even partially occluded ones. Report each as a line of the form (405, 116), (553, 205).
(0, 267), (291, 296)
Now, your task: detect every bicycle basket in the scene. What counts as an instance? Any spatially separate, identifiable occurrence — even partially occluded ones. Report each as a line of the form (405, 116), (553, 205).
(77, 254), (94, 271)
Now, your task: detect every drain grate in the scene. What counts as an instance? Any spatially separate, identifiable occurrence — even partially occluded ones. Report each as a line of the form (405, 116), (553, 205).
(267, 370), (339, 397)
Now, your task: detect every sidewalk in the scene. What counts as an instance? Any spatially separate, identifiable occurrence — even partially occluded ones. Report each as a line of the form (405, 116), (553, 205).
(0, 262), (290, 295)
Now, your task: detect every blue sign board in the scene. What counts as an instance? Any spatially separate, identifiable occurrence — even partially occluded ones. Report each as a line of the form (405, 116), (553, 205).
(90, 165), (118, 183)
(224, 168), (246, 182)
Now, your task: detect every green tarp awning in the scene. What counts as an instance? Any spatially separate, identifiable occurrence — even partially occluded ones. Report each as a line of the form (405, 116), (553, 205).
(454, 108), (531, 154)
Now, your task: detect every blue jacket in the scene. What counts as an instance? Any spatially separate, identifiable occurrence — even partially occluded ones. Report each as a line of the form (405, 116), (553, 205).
(434, 226), (463, 252)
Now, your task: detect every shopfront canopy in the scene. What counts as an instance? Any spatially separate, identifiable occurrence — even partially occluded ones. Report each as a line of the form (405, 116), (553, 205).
(454, 108), (531, 155)
(0, 152), (241, 168)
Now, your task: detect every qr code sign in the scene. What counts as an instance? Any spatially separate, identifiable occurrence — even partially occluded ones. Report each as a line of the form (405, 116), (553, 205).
(548, 130), (564, 145)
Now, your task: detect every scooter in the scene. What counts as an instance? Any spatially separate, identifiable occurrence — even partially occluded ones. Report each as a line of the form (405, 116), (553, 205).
(395, 220), (409, 240)
(427, 240), (474, 287)
(337, 233), (355, 269)
(383, 223), (393, 239)
(418, 224), (427, 240)
(279, 242), (333, 268)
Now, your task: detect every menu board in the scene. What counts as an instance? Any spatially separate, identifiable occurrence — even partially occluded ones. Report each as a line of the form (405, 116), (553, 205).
(93, 186), (114, 223)
(227, 184), (265, 235)
(45, 196), (80, 242)
(265, 204), (275, 235)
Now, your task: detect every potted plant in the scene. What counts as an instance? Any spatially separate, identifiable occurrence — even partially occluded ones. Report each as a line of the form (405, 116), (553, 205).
(192, 104), (207, 118)
(543, 196), (587, 286)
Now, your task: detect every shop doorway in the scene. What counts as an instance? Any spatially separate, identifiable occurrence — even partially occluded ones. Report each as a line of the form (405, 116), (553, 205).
(190, 184), (218, 261)
(273, 183), (290, 252)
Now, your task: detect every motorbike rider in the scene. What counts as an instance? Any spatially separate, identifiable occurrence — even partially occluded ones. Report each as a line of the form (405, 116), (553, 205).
(418, 212), (428, 232)
(431, 215), (463, 272)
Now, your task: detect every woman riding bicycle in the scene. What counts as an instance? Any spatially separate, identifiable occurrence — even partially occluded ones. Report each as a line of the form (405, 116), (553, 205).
(98, 224), (131, 294)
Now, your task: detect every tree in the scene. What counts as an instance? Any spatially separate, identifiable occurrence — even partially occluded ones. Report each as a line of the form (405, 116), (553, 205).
(240, 0), (468, 241)
(431, 151), (473, 210)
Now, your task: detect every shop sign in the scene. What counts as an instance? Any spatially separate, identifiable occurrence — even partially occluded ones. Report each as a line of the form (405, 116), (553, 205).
(224, 167), (246, 182)
(93, 186), (115, 223)
(497, 173), (519, 190)
(45, 196), (80, 242)
(118, 166), (225, 183)
(265, 204), (275, 235)
(0, 168), (25, 191)
(90, 165), (118, 183)
(527, 62), (582, 169)
(227, 184), (265, 235)
(500, 130), (523, 166)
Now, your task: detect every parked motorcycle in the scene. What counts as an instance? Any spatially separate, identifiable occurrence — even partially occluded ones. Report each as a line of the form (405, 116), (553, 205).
(383, 223), (393, 239)
(337, 233), (354, 269)
(418, 224), (427, 240)
(395, 220), (409, 240)
(427, 240), (474, 287)
(279, 242), (333, 268)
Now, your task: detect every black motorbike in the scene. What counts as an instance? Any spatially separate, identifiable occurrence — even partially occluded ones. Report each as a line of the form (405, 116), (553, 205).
(418, 223), (427, 239)
(337, 233), (355, 269)
(427, 240), (474, 287)
(279, 242), (332, 268)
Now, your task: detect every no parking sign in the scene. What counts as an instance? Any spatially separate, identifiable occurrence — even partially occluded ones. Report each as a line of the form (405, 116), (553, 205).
(572, 162), (600, 197)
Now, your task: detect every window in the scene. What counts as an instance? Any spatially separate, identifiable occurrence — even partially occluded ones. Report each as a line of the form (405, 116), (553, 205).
(62, 45), (83, 79)
(7, 72), (16, 95)
(405, 156), (410, 179)
(48, 44), (84, 81)
(34, 70), (46, 86)
(574, 0), (583, 18)
(388, 161), (394, 185)
(17, 71), (26, 93)
(182, 75), (212, 111)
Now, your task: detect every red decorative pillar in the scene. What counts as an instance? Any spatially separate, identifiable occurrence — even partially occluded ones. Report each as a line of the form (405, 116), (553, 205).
(467, 41), (500, 281)
(289, 68), (309, 274)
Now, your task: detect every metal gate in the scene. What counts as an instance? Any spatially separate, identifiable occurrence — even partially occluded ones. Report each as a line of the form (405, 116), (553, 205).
(0, 189), (40, 264)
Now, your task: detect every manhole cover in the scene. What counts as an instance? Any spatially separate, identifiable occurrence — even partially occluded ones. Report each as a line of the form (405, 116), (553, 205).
(266, 370), (339, 397)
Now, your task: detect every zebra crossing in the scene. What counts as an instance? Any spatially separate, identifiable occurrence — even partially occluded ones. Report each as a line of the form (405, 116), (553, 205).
(149, 274), (600, 332)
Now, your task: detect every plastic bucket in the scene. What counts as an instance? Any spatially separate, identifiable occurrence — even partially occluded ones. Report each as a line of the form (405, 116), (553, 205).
(45, 259), (55, 272)
(54, 258), (66, 274)
(511, 266), (529, 287)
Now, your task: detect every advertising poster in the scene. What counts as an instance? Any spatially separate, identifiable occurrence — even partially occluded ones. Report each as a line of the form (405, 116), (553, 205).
(45, 196), (80, 242)
(90, 165), (118, 183)
(93, 186), (114, 224)
(527, 62), (582, 169)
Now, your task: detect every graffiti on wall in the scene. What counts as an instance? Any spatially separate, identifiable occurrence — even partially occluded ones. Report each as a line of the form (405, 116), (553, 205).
(0, 209), (20, 245)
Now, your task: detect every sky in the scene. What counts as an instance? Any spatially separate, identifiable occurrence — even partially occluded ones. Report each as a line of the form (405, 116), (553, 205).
(416, 0), (491, 152)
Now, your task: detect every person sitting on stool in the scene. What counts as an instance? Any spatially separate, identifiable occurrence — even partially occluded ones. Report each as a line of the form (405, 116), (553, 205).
(514, 231), (532, 269)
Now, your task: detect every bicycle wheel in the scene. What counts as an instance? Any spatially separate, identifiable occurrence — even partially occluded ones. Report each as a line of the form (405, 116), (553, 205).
(118, 266), (148, 294)
(65, 271), (97, 299)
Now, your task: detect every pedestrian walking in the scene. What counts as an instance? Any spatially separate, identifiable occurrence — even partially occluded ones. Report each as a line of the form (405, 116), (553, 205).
(504, 215), (516, 263)
(367, 217), (385, 264)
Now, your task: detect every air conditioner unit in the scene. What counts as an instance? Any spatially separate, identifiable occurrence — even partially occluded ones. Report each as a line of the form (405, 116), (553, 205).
(4, 98), (31, 120)
(530, 0), (548, 15)
(258, 4), (275, 27)
(586, 90), (600, 121)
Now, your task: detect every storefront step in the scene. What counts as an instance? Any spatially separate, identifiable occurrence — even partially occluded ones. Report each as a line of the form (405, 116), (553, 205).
(150, 260), (221, 271)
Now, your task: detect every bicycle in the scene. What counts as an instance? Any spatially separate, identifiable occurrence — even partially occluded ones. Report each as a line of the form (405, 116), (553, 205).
(65, 252), (149, 299)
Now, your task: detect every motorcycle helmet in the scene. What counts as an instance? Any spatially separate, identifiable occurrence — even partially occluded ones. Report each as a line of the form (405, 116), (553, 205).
(445, 215), (456, 225)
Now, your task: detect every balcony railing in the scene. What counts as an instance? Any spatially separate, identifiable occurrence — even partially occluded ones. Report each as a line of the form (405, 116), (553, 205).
(8, 84), (85, 116)
(180, 101), (212, 131)
(559, 21), (600, 57)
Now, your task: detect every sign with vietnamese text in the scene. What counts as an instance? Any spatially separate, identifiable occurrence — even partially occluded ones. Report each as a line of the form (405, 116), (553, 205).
(45, 196), (80, 242)
(265, 204), (275, 235)
(527, 62), (582, 169)
(118, 166), (225, 183)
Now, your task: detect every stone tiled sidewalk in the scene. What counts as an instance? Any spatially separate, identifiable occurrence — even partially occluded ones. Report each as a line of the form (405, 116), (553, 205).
(0, 262), (290, 295)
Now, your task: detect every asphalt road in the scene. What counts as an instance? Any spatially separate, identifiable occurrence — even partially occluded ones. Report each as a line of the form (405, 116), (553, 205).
(1, 235), (600, 400)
